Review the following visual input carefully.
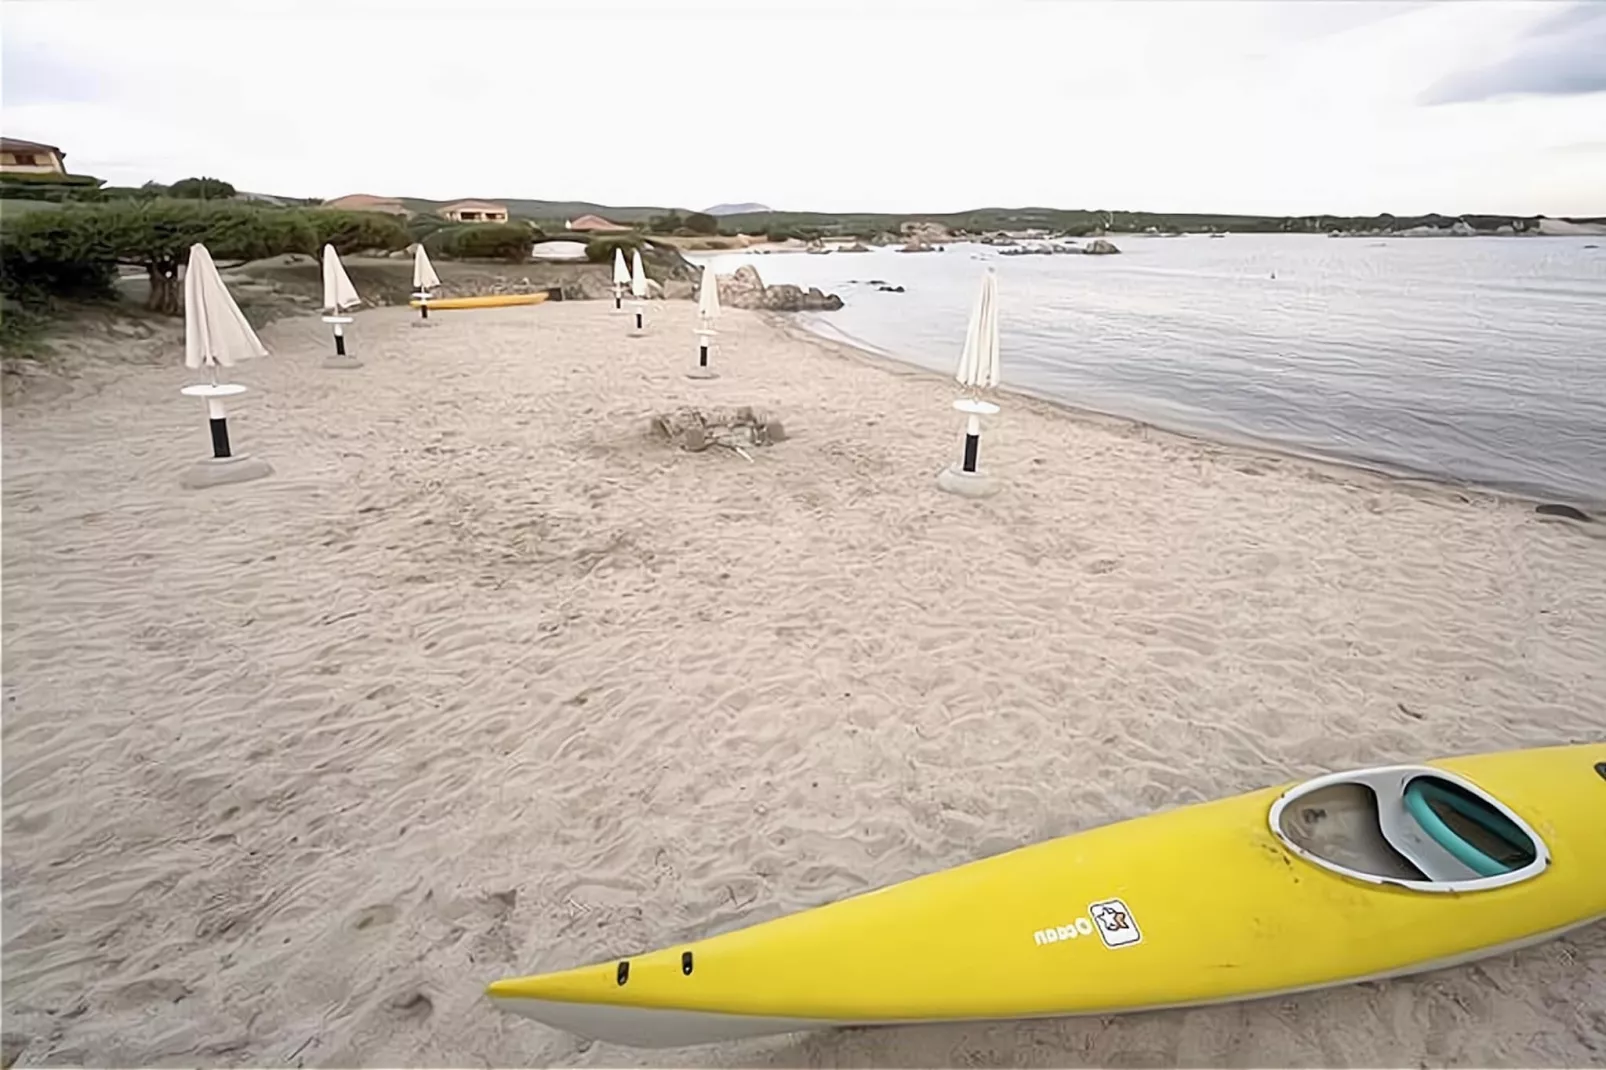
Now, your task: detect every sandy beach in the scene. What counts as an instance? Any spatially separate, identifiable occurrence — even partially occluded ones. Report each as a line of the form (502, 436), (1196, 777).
(3, 298), (1604, 1067)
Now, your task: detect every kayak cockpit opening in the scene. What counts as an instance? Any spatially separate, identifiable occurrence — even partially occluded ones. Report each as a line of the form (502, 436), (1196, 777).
(1269, 765), (1548, 893)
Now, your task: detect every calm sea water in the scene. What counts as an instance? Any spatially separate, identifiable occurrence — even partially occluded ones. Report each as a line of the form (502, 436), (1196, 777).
(697, 235), (1606, 504)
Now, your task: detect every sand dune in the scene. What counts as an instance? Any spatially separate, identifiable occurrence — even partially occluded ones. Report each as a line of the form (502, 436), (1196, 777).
(3, 299), (1603, 1067)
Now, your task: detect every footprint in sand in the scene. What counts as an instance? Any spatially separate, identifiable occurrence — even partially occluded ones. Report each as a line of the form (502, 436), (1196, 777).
(383, 989), (434, 1022)
(349, 904), (399, 932)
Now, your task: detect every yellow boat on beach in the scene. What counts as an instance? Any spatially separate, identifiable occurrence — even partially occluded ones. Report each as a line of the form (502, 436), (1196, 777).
(408, 293), (549, 310)
(488, 742), (1606, 1048)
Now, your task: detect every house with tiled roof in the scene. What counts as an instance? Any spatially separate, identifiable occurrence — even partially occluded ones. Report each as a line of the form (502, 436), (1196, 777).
(439, 200), (509, 223)
(1, 138), (67, 176)
(566, 214), (631, 233)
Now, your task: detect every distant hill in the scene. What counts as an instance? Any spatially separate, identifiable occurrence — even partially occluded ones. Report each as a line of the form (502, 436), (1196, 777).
(703, 202), (772, 217)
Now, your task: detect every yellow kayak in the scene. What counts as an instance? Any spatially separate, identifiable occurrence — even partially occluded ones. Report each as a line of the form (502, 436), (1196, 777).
(408, 293), (548, 310)
(488, 743), (1606, 1047)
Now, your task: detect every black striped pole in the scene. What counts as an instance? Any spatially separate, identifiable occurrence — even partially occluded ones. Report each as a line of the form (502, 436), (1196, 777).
(962, 413), (981, 472)
(206, 395), (233, 458)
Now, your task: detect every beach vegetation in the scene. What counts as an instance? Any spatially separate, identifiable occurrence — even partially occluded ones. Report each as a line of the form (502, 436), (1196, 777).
(307, 210), (412, 257)
(684, 211), (718, 236)
(584, 235), (644, 263)
(436, 222), (536, 262)
(646, 210), (685, 234)
(168, 176), (237, 201)
(0, 200), (319, 317)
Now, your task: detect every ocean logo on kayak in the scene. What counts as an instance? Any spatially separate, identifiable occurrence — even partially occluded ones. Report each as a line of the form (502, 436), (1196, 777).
(1032, 917), (1095, 945)
(1088, 898), (1142, 948)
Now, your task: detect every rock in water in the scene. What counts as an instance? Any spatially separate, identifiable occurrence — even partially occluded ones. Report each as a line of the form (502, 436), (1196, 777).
(1083, 239), (1122, 255)
(718, 265), (843, 311)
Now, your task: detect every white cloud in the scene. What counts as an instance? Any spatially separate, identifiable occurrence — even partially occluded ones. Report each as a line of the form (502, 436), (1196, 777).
(3, 0), (1602, 215)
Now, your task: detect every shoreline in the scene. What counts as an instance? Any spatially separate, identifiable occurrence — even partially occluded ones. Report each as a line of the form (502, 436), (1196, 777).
(763, 311), (1605, 518)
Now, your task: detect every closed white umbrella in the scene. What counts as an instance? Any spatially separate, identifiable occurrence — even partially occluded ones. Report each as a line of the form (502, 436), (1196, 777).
(185, 243), (266, 372)
(412, 244), (441, 325)
(322, 244), (361, 313)
(955, 267), (1000, 391)
(629, 249), (648, 298)
(179, 242), (273, 487)
(697, 263), (721, 325)
(938, 268), (1003, 497)
(320, 244), (362, 367)
(628, 248), (648, 335)
(612, 247), (630, 311)
(413, 244), (441, 290)
(689, 263), (722, 380)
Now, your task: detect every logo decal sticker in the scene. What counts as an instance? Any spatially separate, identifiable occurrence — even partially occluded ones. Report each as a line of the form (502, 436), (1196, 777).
(1088, 898), (1142, 948)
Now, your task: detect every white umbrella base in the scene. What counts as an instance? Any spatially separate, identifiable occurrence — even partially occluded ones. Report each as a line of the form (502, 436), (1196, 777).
(181, 453), (273, 490)
(685, 368), (720, 380)
(323, 355), (364, 370)
(936, 464), (1000, 499)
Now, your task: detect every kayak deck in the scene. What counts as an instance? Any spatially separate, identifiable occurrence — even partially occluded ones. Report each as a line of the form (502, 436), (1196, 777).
(488, 744), (1606, 1047)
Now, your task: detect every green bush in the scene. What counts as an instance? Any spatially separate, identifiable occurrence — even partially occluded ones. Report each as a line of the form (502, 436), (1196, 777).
(406, 213), (453, 242)
(440, 222), (532, 262)
(684, 211), (718, 235)
(646, 210), (684, 234)
(168, 176), (237, 200)
(308, 210), (411, 256)
(0, 172), (107, 203)
(584, 235), (643, 263)
(0, 200), (317, 315)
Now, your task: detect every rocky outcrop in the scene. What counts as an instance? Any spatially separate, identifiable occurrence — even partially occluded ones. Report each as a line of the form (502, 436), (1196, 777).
(839, 242), (871, 253)
(1082, 239), (1122, 255)
(718, 265), (843, 311)
(901, 220), (953, 244)
(898, 239), (937, 253)
(875, 284), (905, 293)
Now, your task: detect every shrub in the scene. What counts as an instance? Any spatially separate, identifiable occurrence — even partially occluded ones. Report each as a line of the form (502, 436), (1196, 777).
(684, 211), (718, 235)
(406, 213), (453, 243)
(646, 211), (684, 234)
(584, 235), (643, 263)
(0, 172), (107, 203)
(0, 200), (317, 315)
(441, 222), (533, 262)
(168, 176), (237, 200)
(308, 210), (411, 256)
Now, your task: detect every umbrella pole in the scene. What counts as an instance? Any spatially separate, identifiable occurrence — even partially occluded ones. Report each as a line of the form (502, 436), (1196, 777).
(614, 285), (622, 311)
(332, 321), (347, 358)
(208, 395), (233, 459)
(961, 413), (981, 473)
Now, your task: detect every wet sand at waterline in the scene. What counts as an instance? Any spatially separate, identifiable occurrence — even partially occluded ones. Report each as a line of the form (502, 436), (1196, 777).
(3, 300), (1603, 1067)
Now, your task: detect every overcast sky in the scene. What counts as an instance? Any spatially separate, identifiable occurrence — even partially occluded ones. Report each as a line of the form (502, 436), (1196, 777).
(4, 0), (1604, 216)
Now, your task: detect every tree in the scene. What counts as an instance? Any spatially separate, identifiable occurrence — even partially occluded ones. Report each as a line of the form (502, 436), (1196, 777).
(2, 200), (318, 315)
(647, 210), (684, 234)
(168, 176), (237, 201)
(307, 210), (411, 256)
(684, 211), (718, 235)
